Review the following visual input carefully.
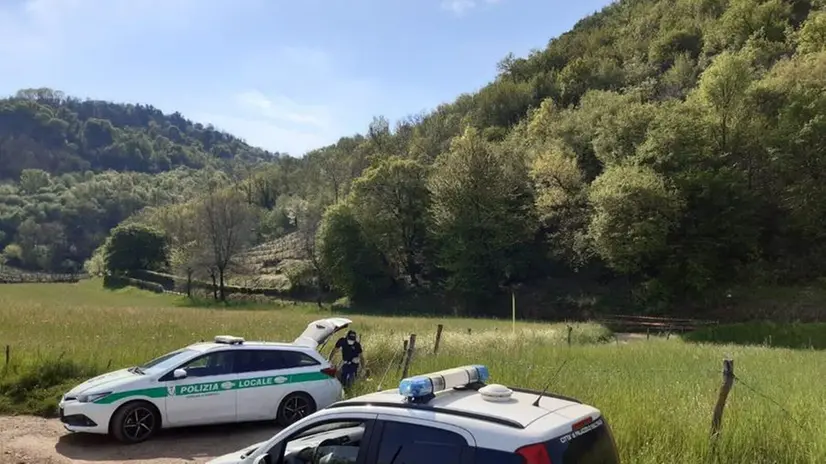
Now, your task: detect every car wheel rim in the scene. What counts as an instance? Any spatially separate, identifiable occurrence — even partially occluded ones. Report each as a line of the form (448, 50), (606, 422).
(123, 407), (155, 441)
(283, 396), (310, 423)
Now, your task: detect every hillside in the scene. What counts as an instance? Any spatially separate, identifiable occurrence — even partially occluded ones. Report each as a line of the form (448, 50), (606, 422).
(8, 0), (826, 320)
(0, 88), (286, 272)
(228, 0), (826, 318)
(0, 88), (278, 179)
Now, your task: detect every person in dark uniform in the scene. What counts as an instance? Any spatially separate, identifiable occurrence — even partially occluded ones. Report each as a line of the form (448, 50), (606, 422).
(328, 330), (364, 388)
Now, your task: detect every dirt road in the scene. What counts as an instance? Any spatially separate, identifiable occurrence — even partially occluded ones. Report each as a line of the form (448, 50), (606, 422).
(0, 416), (281, 464)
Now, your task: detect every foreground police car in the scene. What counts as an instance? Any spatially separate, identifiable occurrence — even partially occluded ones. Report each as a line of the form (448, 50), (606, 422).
(208, 364), (621, 464)
(58, 317), (352, 444)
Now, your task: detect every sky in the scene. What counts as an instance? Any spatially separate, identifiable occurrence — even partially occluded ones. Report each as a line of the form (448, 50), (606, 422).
(0, 0), (614, 156)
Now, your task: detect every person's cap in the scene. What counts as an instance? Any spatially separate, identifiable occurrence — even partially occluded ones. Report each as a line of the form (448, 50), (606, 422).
(346, 330), (357, 338)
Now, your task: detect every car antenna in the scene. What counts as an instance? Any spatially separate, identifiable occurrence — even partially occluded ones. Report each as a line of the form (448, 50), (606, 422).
(532, 358), (569, 407)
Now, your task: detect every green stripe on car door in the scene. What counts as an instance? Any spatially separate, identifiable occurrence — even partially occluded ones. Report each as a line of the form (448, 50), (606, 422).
(94, 371), (330, 404)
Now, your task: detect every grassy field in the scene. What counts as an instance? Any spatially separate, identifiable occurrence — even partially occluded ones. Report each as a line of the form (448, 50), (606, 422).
(1, 281), (825, 463)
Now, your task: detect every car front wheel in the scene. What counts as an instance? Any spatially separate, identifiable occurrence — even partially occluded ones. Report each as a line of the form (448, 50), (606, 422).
(277, 392), (316, 427)
(110, 401), (160, 444)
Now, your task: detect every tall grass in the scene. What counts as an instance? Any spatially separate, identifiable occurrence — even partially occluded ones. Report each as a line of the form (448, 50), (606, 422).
(1, 281), (825, 463)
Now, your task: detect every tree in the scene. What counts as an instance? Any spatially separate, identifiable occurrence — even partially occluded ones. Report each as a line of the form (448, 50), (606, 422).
(18, 169), (51, 194)
(428, 127), (535, 310)
(104, 224), (168, 274)
(587, 164), (684, 276)
(196, 188), (256, 301)
(317, 202), (392, 301)
(349, 157), (431, 286)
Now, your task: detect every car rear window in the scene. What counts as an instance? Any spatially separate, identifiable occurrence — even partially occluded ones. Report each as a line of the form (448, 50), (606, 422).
(545, 416), (620, 464)
(473, 417), (619, 464)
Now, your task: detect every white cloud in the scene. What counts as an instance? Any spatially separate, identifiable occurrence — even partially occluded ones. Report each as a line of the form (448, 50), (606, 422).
(440, 0), (502, 16)
(193, 111), (331, 158)
(234, 91), (332, 128)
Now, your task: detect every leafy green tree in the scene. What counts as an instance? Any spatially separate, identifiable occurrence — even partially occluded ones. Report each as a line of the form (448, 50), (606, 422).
(317, 202), (392, 301)
(588, 164), (684, 276)
(104, 224), (168, 274)
(349, 157), (431, 286)
(428, 127), (535, 310)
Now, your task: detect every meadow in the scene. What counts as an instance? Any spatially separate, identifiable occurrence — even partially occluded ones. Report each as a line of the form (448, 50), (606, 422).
(1, 281), (825, 463)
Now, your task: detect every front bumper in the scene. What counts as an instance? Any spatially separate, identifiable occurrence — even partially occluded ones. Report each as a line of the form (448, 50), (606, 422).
(58, 399), (112, 434)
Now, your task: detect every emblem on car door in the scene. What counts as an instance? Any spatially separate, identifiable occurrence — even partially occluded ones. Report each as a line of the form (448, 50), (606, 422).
(274, 376), (288, 384)
(167, 385), (176, 396)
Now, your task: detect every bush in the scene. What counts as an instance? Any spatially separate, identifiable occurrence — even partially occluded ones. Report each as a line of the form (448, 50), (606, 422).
(0, 358), (99, 416)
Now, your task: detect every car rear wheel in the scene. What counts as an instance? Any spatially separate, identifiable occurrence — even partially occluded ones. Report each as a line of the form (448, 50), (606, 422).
(277, 392), (316, 426)
(110, 401), (160, 444)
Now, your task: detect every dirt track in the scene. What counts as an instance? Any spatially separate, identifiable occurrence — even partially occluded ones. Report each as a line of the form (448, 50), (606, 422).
(0, 416), (281, 463)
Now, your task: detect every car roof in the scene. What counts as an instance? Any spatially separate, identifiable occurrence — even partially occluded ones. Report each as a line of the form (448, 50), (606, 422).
(184, 341), (317, 353)
(335, 385), (593, 430)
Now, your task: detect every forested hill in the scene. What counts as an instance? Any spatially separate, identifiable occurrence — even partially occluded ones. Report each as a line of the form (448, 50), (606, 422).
(0, 88), (282, 273)
(240, 0), (826, 316)
(7, 0), (826, 319)
(0, 87), (277, 179)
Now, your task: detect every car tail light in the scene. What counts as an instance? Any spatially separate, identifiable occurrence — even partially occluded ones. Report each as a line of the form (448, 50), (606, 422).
(516, 443), (552, 464)
(572, 416), (593, 431)
(321, 367), (337, 378)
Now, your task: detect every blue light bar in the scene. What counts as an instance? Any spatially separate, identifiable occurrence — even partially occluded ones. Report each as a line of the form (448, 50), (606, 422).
(399, 365), (489, 400)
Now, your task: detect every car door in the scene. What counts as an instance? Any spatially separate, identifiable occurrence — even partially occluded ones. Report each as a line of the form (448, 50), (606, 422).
(366, 416), (477, 464)
(234, 348), (327, 421)
(160, 349), (238, 427)
(247, 412), (379, 464)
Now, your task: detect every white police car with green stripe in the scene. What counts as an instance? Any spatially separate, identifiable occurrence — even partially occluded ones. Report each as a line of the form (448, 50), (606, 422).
(58, 317), (352, 444)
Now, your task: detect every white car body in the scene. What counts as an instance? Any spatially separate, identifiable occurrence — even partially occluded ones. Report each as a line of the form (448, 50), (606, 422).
(58, 317), (352, 441)
(208, 365), (620, 464)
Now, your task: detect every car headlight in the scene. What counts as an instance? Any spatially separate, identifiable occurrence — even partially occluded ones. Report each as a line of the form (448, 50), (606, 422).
(77, 391), (113, 403)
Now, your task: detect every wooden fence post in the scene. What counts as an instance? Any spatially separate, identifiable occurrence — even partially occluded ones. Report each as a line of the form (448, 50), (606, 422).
(467, 328), (472, 335)
(4, 345), (9, 367)
(401, 334), (417, 379)
(710, 358), (735, 442)
(567, 325), (573, 346)
(398, 339), (409, 371)
(434, 325), (443, 354)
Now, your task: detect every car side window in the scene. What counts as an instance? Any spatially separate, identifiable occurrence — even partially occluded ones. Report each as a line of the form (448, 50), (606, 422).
(280, 350), (320, 369)
(179, 351), (233, 378)
(375, 421), (469, 464)
(266, 420), (370, 464)
(233, 350), (320, 374)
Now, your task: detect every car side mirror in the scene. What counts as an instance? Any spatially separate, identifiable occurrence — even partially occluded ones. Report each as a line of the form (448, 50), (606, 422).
(173, 368), (187, 379)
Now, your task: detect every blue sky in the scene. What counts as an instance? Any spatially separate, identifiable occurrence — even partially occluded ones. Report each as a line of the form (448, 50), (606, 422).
(0, 0), (613, 156)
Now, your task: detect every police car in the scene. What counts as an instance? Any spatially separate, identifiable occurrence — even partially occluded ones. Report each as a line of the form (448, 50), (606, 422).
(58, 317), (353, 444)
(208, 364), (621, 464)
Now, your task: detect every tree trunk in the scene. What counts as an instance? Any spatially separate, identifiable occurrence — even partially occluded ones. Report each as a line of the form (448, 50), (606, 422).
(185, 268), (193, 298)
(219, 267), (226, 302)
(210, 269), (218, 300)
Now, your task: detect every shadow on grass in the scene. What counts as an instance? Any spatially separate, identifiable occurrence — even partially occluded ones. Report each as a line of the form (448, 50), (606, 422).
(326, 294), (452, 318)
(683, 322), (826, 350)
(172, 295), (312, 311)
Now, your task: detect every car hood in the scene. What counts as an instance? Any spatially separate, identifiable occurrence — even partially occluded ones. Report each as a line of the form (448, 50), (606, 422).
(64, 368), (140, 398)
(207, 441), (267, 464)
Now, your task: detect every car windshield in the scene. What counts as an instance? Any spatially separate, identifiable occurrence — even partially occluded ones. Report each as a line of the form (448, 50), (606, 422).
(138, 348), (198, 373)
(293, 422), (364, 440)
